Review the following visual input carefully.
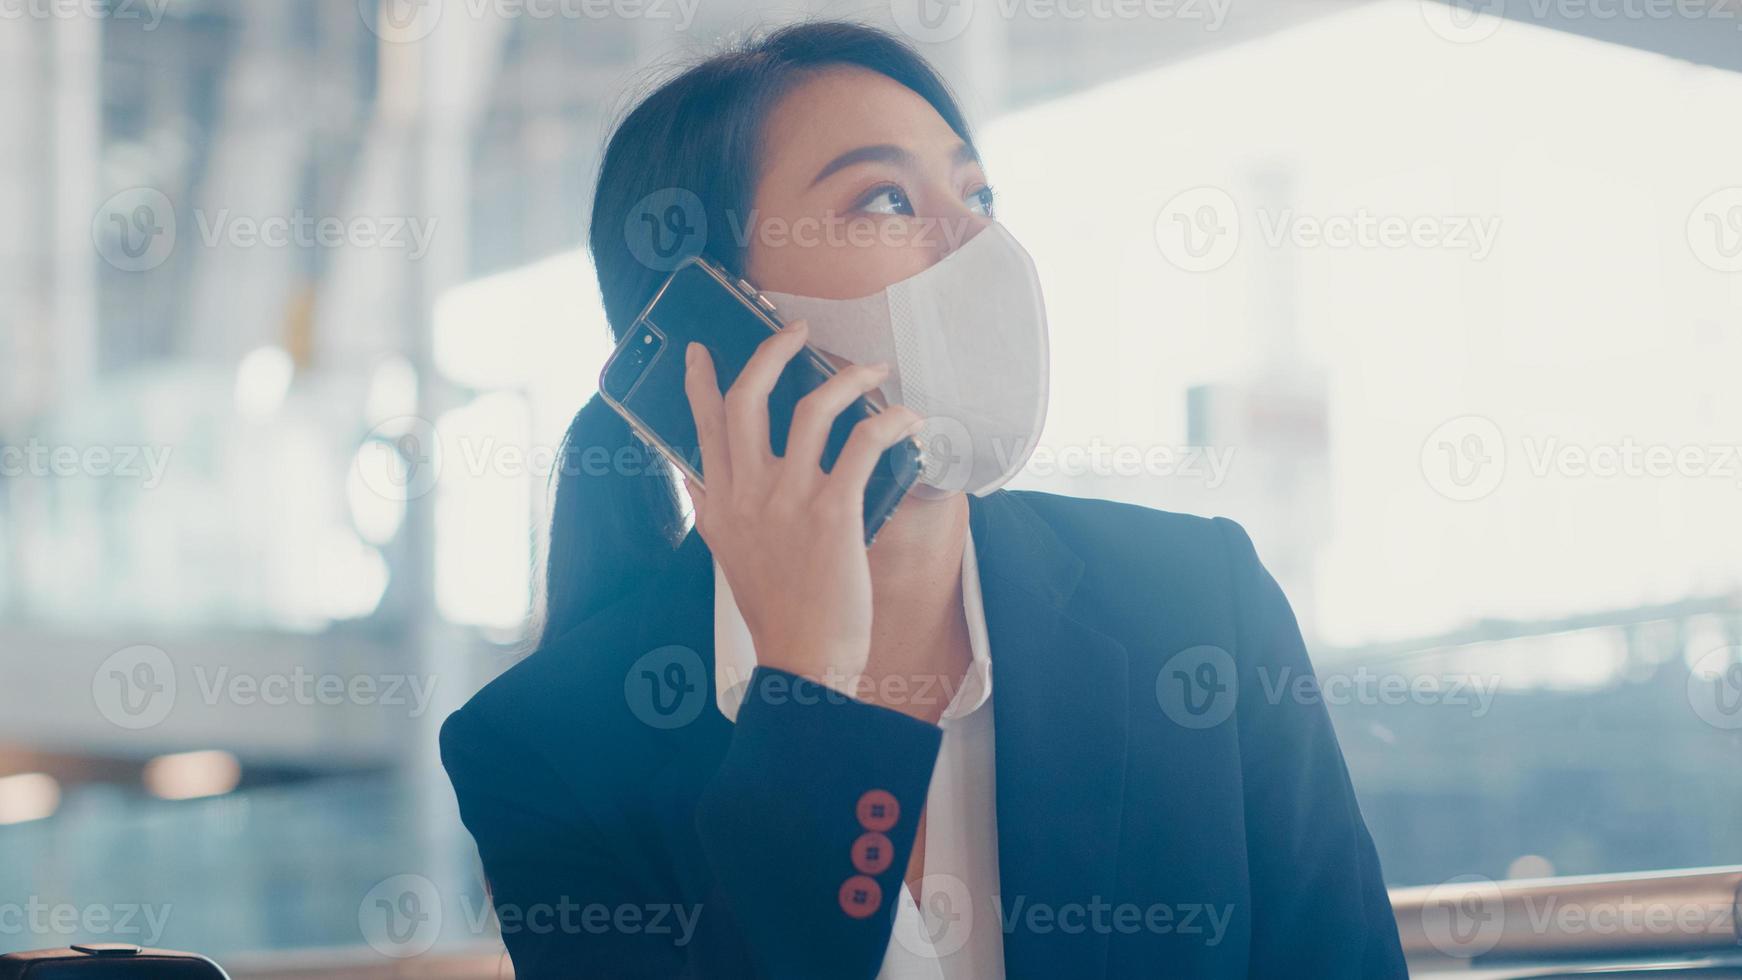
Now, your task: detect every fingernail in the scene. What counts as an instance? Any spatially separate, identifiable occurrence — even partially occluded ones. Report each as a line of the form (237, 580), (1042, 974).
(686, 342), (699, 366)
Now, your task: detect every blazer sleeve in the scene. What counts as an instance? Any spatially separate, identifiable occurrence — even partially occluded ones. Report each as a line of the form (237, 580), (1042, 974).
(441, 665), (942, 980)
(692, 666), (943, 978)
(1213, 517), (1409, 979)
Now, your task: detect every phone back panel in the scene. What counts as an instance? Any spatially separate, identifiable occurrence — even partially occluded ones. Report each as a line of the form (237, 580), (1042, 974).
(601, 259), (919, 543)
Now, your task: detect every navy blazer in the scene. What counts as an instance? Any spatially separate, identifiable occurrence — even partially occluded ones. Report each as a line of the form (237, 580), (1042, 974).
(440, 490), (1408, 978)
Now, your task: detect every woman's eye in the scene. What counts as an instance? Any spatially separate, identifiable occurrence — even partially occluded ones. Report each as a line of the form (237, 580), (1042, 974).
(968, 186), (995, 217)
(859, 185), (914, 216)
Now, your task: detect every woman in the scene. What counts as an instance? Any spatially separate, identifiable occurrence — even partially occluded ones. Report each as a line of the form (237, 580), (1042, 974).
(441, 21), (1406, 979)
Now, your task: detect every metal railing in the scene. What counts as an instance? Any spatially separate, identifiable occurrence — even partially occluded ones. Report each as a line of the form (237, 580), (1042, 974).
(1393, 865), (1742, 962)
(204, 867), (1742, 978)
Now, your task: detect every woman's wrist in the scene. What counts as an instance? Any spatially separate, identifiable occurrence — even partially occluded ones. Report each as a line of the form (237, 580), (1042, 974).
(753, 645), (867, 700)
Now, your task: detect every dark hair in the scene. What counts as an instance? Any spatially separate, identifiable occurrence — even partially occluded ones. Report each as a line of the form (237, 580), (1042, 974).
(539, 21), (977, 646)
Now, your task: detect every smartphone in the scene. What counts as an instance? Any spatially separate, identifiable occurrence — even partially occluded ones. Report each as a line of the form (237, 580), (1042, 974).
(597, 255), (923, 546)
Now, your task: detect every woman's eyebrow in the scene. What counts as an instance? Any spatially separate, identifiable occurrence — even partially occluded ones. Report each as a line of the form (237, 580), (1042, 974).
(810, 144), (915, 187)
(808, 141), (983, 187)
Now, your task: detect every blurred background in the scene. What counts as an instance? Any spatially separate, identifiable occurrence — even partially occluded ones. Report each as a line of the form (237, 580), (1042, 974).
(2, 0), (1740, 970)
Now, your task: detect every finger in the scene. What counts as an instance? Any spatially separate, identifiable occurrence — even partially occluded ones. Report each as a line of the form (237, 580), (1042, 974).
(825, 406), (925, 502)
(722, 320), (810, 476)
(682, 342), (731, 490)
(782, 361), (891, 477)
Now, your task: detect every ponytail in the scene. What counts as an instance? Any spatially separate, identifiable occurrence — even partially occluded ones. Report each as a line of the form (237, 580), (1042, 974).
(539, 394), (683, 648)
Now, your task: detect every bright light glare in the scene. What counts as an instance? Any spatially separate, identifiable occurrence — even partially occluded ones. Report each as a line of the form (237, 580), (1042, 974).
(980, 3), (1742, 647)
(347, 446), (408, 543)
(433, 250), (610, 393)
(366, 355), (419, 425)
(435, 392), (533, 631)
(317, 529), (390, 621)
(0, 773), (61, 825)
(143, 750), (243, 801)
(431, 248), (618, 638)
(234, 346), (295, 421)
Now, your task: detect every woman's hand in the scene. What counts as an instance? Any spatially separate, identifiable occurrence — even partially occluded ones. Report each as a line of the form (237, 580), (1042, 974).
(683, 320), (923, 694)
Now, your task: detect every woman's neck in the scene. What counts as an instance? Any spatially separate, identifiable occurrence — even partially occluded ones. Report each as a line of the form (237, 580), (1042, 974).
(867, 490), (969, 608)
(861, 491), (973, 722)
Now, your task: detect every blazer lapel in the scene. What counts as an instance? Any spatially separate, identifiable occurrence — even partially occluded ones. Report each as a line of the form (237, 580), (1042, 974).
(970, 491), (1131, 977)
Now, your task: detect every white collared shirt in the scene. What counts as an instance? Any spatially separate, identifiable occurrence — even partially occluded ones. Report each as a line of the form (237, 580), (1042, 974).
(713, 529), (1005, 980)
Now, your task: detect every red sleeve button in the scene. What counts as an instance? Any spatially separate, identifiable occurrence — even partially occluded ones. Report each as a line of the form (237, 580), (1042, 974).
(838, 875), (883, 919)
(850, 832), (894, 875)
(855, 789), (899, 832)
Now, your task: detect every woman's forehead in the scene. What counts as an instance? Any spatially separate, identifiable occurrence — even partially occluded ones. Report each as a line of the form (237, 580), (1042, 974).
(758, 68), (965, 181)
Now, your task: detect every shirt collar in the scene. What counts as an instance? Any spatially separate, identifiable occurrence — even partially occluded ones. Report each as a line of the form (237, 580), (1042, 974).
(713, 527), (993, 724)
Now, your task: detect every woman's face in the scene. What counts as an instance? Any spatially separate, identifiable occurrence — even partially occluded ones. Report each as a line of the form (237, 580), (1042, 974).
(744, 66), (994, 300)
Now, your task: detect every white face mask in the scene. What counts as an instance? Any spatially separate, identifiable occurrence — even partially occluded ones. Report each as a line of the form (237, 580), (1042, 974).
(761, 223), (1050, 497)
